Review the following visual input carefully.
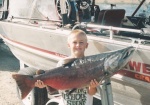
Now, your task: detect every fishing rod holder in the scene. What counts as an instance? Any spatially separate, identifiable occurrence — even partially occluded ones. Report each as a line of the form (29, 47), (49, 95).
(98, 71), (114, 105)
(99, 77), (114, 105)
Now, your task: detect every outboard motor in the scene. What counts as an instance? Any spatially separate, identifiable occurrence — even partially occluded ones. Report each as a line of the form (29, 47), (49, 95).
(78, 0), (100, 23)
(80, 0), (91, 21)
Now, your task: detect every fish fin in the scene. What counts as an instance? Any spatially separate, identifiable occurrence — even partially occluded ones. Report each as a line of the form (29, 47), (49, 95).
(12, 74), (34, 99)
(68, 88), (77, 95)
(63, 58), (76, 67)
(46, 86), (59, 95)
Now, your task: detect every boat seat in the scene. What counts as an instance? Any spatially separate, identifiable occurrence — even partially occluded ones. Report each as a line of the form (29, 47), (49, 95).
(97, 9), (125, 27)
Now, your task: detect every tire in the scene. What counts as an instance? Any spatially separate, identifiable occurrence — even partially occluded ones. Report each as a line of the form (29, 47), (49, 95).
(16, 67), (49, 105)
(34, 87), (49, 105)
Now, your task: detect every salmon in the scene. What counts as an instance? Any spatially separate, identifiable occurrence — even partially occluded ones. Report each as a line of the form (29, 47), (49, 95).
(12, 46), (135, 99)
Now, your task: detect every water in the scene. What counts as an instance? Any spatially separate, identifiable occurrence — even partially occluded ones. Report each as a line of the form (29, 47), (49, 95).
(98, 3), (150, 17)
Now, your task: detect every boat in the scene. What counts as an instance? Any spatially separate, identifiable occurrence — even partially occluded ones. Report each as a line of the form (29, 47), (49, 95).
(0, 0), (150, 105)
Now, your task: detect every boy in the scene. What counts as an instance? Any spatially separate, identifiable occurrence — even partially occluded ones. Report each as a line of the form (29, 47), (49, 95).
(35, 29), (99, 105)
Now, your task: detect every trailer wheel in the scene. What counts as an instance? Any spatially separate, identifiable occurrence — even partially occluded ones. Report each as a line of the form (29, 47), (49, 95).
(34, 87), (49, 105)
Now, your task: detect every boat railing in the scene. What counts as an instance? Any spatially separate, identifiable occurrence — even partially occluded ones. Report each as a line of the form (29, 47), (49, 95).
(72, 22), (150, 47)
(8, 16), (61, 22)
(80, 22), (142, 39)
(7, 16), (62, 26)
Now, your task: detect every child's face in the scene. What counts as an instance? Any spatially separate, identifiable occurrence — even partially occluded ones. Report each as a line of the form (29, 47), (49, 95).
(68, 34), (88, 58)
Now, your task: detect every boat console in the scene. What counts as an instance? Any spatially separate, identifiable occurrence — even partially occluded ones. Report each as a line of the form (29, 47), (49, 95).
(97, 9), (125, 27)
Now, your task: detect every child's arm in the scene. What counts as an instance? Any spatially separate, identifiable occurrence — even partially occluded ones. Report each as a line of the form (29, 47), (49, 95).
(88, 79), (99, 95)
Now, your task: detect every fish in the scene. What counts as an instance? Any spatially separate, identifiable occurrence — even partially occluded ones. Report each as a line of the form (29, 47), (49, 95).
(12, 46), (135, 99)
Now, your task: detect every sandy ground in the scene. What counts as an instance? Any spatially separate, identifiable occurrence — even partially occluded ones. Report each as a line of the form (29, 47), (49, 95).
(0, 41), (21, 105)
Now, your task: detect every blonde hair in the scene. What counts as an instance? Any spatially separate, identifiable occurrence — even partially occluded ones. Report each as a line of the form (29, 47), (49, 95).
(67, 29), (87, 43)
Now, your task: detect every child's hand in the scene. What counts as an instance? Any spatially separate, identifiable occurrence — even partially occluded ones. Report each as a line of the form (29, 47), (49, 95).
(88, 79), (99, 95)
(35, 80), (46, 88)
(89, 79), (99, 89)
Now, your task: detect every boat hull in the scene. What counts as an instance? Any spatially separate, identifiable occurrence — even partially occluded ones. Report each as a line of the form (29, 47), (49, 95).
(0, 21), (150, 104)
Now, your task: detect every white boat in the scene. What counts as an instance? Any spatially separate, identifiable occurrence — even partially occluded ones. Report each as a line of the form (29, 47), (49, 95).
(0, 0), (150, 105)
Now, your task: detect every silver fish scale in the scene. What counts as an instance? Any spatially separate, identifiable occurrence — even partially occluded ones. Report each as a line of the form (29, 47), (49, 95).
(69, 58), (105, 81)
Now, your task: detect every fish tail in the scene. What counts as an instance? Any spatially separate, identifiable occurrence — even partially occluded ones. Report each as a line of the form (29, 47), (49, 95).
(12, 74), (35, 99)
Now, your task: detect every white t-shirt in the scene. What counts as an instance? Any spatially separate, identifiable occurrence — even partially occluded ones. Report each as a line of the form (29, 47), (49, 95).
(56, 58), (93, 105)
(59, 88), (93, 105)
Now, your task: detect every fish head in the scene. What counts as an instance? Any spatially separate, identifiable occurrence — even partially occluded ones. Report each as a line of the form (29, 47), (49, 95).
(104, 46), (135, 75)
